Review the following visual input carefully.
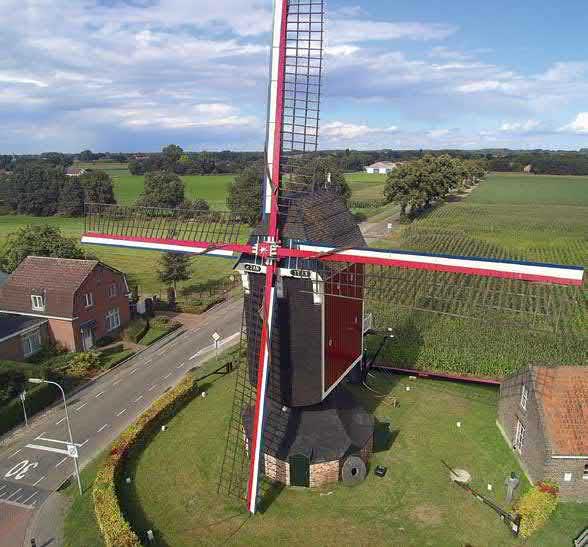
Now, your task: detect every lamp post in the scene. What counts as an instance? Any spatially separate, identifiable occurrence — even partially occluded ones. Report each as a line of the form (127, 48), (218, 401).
(28, 378), (82, 495)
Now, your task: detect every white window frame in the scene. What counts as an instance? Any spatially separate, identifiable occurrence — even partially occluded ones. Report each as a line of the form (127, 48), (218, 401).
(31, 294), (45, 311)
(583, 463), (588, 480)
(108, 284), (117, 298)
(22, 329), (42, 357)
(84, 292), (94, 308)
(105, 307), (121, 332)
(520, 384), (528, 410)
(514, 419), (526, 454)
(563, 472), (573, 482)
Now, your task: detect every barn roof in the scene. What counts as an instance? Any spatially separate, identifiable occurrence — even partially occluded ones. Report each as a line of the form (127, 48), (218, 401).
(531, 366), (588, 456)
(366, 161), (398, 169)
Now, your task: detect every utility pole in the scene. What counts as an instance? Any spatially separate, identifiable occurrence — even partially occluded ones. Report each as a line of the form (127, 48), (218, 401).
(20, 391), (28, 427)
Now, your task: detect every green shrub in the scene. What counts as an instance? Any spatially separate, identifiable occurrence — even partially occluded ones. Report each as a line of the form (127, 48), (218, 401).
(66, 351), (101, 377)
(0, 383), (57, 437)
(514, 483), (558, 538)
(93, 375), (199, 546)
(122, 318), (148, 343)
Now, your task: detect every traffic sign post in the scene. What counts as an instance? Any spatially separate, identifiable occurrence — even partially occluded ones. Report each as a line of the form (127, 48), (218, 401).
(211, 332), (222, 366)
(20, 391), (28, 427)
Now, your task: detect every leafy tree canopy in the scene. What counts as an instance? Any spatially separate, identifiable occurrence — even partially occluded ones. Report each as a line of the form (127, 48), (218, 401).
(158, 252), (191, 290)
(137, 171), (185, 208)
(226, 165), (263, 225)
(58, 177), (85, 216)
(291, 156), (351, 202)
(80, 170), (116, 204)
(1, 225), (86, 272)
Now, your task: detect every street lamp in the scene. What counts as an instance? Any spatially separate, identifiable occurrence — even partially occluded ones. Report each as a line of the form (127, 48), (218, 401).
(28, 378), (82, 495)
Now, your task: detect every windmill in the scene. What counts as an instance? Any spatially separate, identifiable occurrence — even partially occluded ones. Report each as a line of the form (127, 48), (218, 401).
(81, 0), (584, 515)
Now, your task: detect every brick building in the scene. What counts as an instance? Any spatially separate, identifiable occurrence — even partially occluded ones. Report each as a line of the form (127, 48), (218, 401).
(0, 257), (130, 355)
(497, 365), (588, 501)
(0, 314), (49, 361)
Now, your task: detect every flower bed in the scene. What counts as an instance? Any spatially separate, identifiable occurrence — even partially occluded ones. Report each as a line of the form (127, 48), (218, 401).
(92, 375), (199, 546)
(514, 482), (559, 539)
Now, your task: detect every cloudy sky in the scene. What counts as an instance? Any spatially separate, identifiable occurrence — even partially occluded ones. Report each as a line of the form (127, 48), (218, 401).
(2, 0), (588, 153)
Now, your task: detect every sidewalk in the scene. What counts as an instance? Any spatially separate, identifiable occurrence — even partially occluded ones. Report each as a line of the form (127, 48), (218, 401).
(24, 492), (70, 547)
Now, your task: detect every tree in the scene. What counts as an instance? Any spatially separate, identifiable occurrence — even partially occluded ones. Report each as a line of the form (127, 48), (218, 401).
(128, 159), (146, 175)
(226, 165), (262, 225)
(1, 225), (85, 272)
(137, 171), (185, 208)
(80, 171), (116, 204)
(162, 144), (183, 171)
(158, 252), (191, 291)
(4, 164), (64, 216)
(58, 177), (85, 216)
(78, 149), (94, 162)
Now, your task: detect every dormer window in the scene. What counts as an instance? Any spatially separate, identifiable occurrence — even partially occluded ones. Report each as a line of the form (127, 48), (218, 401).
(84, 292), (94, 308)
(31, 294), (45, 311)
(520, 384), (528, 410)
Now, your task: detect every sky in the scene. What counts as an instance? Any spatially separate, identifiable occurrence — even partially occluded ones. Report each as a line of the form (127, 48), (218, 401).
(2, 0), (588, 153)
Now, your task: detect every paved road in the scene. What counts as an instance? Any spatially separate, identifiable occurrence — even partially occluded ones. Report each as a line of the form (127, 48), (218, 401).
(0, 297), (242, 547)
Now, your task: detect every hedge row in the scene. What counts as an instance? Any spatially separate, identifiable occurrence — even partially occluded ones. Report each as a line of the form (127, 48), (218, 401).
(122, 319), (149, 343)
(0, 383), (57, 437)
(93, 375), (199, 546)
(514, 482), (559, 539)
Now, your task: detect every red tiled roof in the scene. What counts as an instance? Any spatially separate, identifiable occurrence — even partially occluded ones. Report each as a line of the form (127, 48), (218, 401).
(0, 256), (98, 318)
(532, 366), (588, 456)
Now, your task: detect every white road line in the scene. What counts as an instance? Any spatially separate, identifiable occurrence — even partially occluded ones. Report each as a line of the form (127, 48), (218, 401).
(177, 362), (185, 369)
(75, 402), (88, 412)
(79, 439), (89, 448)
(12, 494), (23, 503)
(36, 437), (85, 447)
(35, 432), (47, 440)
(113, 379), (122, 386)
(8, 449), (22, 458)
(26, 444), (69, 456)
(134, 395), (144, 403)
(116, 408), (127, 416)
(95, 391), (105, 398)
(144, 359), (152, 364)
(129, 369), (138, 375)
(55, 417), (66, 425)
(32, 476), (46, 487)
(163, 373), (172, 380)
(97, 424), (109, 433)
(148, 384), (157, 392)
(22, 492), (38, 505)
(55, 457), (68, 468)
(0, 485), (6, 492)
(6, 488), (22, 501)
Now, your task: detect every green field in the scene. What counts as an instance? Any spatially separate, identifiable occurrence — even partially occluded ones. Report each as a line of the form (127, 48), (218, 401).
(62, 361), (585, 547)
(369, 173), (587, 376)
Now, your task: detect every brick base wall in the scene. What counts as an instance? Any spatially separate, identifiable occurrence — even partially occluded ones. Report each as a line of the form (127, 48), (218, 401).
(544, 459), (588, 502)
(310, 460), (339, 488)
(265, 453), (290, 485)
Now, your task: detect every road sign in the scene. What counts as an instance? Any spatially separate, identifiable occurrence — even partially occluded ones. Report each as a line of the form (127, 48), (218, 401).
(67, 444), (79, 458)
(211, 332), (222, 342)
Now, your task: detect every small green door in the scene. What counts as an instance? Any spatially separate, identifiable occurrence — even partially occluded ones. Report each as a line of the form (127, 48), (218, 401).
(289, 454), (310, 487)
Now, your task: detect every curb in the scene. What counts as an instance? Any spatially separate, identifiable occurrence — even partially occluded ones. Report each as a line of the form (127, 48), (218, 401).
(0, 327), (187, 446)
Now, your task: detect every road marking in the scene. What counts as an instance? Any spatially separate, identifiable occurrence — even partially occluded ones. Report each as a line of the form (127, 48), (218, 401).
(163, 373), (172, 380)
(8, 449), (22, 458)
(75, 402), (88, 412)
(113, 379), (122, 386)
(5, 488), (22, 501)
(32, 476), (45, 487)
(134, 395), (144, 403)
(97, 424), (109, 433)
(129, 369), (137, 375)
(35, 432), (47, 440)
(177, 362), (185, 369)
(144, 359), (152, 365)
(148, 384), (158, 392)
(95, 391), (105, 398)
(145, 362), (152, 368)
(55, 457), (68, 468)
(26, 444), (69, 456)
(35, 437), (85, 447)
(116, 408), (127, 416)
(0, 485), (6, 492)
(22, 492), (38, 504)
(55, 417), (66, 425)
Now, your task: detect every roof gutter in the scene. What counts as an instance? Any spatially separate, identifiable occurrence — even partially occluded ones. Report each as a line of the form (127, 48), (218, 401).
(0, 309), (76, 321)
(551, 455), (588, 460)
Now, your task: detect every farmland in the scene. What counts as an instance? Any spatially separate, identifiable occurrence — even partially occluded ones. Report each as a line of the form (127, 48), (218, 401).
(368, 173), (587, 376)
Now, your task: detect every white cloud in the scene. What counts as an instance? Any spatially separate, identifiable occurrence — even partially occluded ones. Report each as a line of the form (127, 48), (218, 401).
(561, 113), (588, 133)
(427, 129), (451, 138)
(456, 80), (513, 94)
(328, 20), (457, 44)
(322, 121), (398, 140)
(499, 120), (541, 132)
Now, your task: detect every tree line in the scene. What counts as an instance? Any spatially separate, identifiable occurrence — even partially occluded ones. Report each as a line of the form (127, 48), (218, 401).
(0, 164), (115, 216)
(384, 155), (486, 219)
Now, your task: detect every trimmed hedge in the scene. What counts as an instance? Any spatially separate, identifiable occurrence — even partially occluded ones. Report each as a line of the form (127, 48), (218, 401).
(93, 375), (199, 546)
(0, 383), (57, 437)
(514, 482), (559, 539)
(122, 319), (149, 343)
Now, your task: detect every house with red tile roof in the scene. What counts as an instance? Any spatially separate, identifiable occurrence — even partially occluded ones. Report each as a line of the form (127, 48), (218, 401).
(497, 365), (588, 501)
(0, 256), (130, 357)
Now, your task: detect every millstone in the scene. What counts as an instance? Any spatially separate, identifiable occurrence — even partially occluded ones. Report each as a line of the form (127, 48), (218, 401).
(449, 468), (471, 484)
(341, 455), (367, 484)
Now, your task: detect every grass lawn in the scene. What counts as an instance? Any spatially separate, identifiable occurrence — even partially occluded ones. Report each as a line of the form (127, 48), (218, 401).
(109, 368), (584, 546)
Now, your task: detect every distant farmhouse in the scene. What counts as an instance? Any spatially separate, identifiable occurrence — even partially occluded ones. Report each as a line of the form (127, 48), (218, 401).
(523, 164), (533, 174)
(364, 161), (401, 174)
(65, 167), (87, 177)
(497, 365), (587, 501)
(0, 257), (130, 360)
